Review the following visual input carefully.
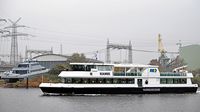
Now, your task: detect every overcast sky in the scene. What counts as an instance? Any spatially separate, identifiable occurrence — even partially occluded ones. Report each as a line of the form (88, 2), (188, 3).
(0, 0), (200, 64)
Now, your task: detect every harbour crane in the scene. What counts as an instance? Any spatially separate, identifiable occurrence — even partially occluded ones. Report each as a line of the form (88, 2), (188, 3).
(157, 34), (170, 70)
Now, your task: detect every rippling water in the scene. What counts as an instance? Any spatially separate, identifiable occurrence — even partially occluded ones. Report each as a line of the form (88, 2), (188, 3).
(0, 88), (200, 112)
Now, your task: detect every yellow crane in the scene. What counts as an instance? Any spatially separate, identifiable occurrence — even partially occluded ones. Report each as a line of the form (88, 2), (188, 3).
(157, 34), (170, 70)
(158, 34), (166, 54)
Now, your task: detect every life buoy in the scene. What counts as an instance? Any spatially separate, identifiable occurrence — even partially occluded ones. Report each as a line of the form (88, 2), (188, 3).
(145, 80), (148, 84)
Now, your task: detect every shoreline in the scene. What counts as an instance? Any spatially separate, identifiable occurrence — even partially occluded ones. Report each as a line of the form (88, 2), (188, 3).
(0, 74), (61, 88)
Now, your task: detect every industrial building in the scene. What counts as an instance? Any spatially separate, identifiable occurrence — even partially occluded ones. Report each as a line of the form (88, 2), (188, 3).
(180, 44), (200, 70)
(32, 54), (69, 69)
(32, 54), (102, 69)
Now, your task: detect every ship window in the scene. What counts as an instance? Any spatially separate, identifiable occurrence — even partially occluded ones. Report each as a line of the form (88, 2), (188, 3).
(160, 78), (167, 84)
(113, 79), (119, 84)
(13, 70), (28, 75)
(127, 79), (135, 84)
(128, 68), (137, 73)
(121, 79), (127, 84)
(114, 67), (125, 73)
(90, 78), (97, 83)
(150, 68), (157, 73)
(72, 78), (82, 83)
(71, 65), (85, 71)
(97, 78), (105, 83)
(105, 79), (113, 84)
(65, 78), (72, 83)
(173, 79), (179, 84)
(138, 68), (143, 72)
(167, 78), (173, 84)
(32, 63), (39, 66)
(64, 78), (137, 84)
(85, 65), (95, 71)
(160, 78), (187, 84)
(179, 79), (187, 84)
(18, 64), (29, 68)
(82, 78), (89, 83)
(97, 65), (112, 71)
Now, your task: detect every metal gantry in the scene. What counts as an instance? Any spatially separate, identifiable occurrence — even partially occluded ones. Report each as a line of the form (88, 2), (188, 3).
(25, 46), (53, 59)
(106, 39), (132, 63)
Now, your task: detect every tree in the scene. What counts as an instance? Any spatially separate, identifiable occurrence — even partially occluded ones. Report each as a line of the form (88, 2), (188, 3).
(68, 53), (86, 63)
(49, 53), (87, 75)
(47, 53), (87, 82)
(49, 64), (70, 75)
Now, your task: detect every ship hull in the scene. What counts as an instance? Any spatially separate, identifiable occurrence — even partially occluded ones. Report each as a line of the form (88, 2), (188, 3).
(40, 86), (198, 95)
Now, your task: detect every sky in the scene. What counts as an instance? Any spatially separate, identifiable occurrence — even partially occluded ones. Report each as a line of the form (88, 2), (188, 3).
(0, 0), (200, 64)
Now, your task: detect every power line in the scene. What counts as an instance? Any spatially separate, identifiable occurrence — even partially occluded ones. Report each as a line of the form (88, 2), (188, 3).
(30, 38), (104, 47)
(132, 49), (178, 54)
(83, 47), (178, 57)
(28, 26), (105, 41)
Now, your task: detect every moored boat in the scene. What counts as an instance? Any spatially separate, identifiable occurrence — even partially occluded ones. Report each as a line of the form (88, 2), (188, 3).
(1, 60), (49, 82)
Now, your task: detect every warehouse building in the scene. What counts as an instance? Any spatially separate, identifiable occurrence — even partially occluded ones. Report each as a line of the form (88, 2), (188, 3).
(32, 54), (69, 69)
(32, 54), (102, 69)
(180, 44), (200, 70)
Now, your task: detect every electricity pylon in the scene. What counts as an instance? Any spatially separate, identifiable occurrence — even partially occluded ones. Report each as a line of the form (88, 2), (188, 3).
(1, 18), (30, 65)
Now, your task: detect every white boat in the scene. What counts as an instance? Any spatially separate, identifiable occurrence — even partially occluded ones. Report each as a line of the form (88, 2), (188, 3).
(39, 63), (198, 95)
(1, 60), (49, 82)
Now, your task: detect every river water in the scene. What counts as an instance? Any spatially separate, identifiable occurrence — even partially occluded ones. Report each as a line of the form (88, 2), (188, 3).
(0, 88), (200, 112)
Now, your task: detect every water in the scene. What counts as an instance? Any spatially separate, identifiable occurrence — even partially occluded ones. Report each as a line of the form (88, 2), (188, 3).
(0, 88), (200, 112)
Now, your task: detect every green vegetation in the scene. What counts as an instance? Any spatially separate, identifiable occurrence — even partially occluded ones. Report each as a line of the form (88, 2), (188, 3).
(49, 64), (70, 75)
(46, 53), (87, 83)
(68, 53), (87, 63)
(191, 68), (200, 86)
(192, 77), (200, 86)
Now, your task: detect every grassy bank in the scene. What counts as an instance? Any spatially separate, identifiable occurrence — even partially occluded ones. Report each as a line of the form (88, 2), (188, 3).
(0, 73), (61, 88)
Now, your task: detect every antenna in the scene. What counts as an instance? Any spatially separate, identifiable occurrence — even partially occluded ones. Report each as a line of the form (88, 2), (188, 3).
(95, 51), (98, 60)
(60, 44), (63, 55)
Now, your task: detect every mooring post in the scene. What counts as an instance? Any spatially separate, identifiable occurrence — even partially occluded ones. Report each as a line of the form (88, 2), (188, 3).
(26, 77), (29, 89)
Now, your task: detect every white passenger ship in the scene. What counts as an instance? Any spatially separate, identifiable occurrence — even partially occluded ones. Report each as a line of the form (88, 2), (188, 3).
(1, 60), (49, 82)
(39, 63), (198, 94)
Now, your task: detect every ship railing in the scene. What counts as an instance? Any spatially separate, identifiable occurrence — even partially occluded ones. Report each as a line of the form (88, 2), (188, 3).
(160, 72), (187, 76)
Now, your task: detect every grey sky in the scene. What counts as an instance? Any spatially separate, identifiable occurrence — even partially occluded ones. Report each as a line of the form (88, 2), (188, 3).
(0, 0), (200, 64)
